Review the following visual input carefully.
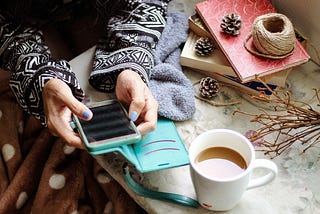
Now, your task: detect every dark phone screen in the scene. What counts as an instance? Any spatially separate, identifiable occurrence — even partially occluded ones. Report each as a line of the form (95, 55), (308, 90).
(78, 102), (136, 143)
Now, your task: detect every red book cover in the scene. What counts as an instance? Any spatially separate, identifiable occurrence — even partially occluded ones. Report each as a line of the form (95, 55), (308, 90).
(195, 0), (310, 82)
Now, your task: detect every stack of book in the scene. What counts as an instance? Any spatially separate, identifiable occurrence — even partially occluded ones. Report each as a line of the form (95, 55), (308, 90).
(180, 0), (310, 96)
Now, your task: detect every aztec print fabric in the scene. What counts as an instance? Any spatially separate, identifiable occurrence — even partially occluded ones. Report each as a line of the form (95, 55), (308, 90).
(90, 0), (169, 92)
(0, 14), (84, 125)
(0, 0), (170, 125)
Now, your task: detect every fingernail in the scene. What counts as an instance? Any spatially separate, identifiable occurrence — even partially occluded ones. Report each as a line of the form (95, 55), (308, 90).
(130, 111), (138, 121)
(82, 110), (91, 119)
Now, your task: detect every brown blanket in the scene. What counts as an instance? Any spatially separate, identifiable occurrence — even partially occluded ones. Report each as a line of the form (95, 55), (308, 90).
(0, 70), (146, 214)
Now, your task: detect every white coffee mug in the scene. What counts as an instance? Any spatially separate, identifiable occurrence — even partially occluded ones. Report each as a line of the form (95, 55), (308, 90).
(189, 129), (278, 211)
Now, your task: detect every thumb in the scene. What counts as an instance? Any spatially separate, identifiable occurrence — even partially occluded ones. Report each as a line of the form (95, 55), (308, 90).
(65, 95), (93, 121)
(128, 90), (146, 122)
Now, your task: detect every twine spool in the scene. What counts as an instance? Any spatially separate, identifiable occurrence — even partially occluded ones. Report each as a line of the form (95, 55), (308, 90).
(244, 13), (296, 59)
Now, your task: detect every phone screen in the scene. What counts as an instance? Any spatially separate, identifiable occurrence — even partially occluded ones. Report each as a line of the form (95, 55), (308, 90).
(77, 101), (137, 144)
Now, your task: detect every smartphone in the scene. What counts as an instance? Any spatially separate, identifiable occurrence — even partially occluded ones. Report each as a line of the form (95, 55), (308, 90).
(72, 100), (141, 154)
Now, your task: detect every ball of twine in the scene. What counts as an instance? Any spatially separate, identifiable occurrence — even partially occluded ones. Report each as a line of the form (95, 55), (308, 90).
(245, 13), (296, 59)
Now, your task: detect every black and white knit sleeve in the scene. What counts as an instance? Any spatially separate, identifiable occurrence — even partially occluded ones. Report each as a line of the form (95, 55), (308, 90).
(0, 14), (85, 125)
(89, 0), (171, 92)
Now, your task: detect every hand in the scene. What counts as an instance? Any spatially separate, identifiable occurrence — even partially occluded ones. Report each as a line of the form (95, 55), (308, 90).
(116, 69), (158, 137)
(42, 78), (92, 149)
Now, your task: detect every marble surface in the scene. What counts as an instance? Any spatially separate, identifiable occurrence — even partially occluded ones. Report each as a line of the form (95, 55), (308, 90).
(69, 1), (320, 213)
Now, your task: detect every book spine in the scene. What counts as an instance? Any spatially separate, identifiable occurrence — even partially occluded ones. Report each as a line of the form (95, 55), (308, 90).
(188, 14), (212, 38)
(193, 69), (276, 96)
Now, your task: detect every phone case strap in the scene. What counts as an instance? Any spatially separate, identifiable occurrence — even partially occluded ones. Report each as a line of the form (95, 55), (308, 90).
(123, 164), (199, 208)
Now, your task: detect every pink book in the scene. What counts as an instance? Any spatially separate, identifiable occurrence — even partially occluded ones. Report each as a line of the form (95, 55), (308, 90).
(196, 0), (310, 82)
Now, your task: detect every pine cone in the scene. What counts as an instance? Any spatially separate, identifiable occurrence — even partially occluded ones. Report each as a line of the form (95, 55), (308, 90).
(220, 13), (242, 36)
(199, 77), (220, 98)
(194, 37), (215, 56)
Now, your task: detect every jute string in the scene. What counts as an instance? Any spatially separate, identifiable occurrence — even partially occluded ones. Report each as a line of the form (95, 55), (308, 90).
(244, 13), (296, 59)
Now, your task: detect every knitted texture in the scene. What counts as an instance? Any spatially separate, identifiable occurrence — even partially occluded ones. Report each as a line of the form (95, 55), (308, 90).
(149, 12), (195, 121)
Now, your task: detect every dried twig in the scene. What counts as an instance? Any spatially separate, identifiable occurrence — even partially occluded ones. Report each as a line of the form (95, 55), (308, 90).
(234, 77), (320, 158)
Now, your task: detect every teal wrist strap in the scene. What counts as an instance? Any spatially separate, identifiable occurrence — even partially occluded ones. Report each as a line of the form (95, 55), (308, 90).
(123, 164), (199, 208)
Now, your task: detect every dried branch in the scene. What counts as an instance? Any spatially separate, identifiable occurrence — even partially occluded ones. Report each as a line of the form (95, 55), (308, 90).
(234, 77), (320, 158)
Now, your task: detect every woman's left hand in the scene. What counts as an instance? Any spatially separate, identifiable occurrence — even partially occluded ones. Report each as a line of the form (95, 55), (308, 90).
(116, 69), (158, 137)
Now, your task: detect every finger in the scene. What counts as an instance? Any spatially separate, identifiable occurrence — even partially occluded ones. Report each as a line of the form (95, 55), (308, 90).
(50, 116), (85, 149)
(128, 86), (146, 122)
(61, 93), (93, 121)
(136, 100), (158, 135)
(64, 133), (85, 149)
(136, 117), (157, 136)
(60, 130), (84, 149)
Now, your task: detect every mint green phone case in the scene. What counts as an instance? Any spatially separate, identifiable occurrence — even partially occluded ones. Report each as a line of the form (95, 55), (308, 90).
(72, 100), (141, 153)
(72, 100), (189, 173)
(92, 118), (190, 173)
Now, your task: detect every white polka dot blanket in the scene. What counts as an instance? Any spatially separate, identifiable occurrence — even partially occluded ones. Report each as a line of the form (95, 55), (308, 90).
(0, 70), (146, 213)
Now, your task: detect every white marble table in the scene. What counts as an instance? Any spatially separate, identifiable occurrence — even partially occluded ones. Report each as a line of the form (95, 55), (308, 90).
(70, 46), (320, 214)
(69, 1), (320, 212)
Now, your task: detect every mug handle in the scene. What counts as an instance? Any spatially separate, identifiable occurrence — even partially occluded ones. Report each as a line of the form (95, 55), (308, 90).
(247, 159), (278, 190)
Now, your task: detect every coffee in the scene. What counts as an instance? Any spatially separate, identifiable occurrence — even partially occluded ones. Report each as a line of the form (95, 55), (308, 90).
(194, 147), (247, 179)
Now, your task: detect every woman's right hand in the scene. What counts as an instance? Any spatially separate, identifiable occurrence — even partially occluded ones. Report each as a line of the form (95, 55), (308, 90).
(42, 78), (92, 149)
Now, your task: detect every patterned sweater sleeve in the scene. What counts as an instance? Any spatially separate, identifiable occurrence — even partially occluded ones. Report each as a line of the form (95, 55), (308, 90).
(0, 14), (85, 125)
(89, 0), (171, 92)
